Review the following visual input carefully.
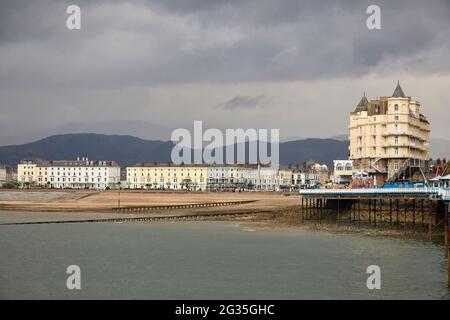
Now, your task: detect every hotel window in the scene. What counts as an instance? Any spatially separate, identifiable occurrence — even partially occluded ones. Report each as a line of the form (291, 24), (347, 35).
(394, 115), (399, 121)
(394, 136), (399, 144)
(394, 104), (399, 111)
(395, 147), (399, 155)
(394, 162), (399, 171)
(394, 124), (399, 132)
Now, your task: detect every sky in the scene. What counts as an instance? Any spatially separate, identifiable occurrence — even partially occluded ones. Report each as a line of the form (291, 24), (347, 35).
(1, 0), (450, 144)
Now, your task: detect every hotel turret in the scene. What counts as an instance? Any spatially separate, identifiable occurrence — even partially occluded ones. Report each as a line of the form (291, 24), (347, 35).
(349, 82), (430, 185)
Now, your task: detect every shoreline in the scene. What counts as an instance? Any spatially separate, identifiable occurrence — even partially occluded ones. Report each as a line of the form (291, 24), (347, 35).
(1, 207), (444, 245)
(0, 189), (446, 244)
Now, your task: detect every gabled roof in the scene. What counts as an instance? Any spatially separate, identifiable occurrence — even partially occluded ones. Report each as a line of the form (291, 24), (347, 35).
(392, 80), (406, 98)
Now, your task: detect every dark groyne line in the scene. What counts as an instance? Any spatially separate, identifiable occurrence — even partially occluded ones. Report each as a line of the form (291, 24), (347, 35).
(0, 210), (268, 226)
(111, 200), (256, 213)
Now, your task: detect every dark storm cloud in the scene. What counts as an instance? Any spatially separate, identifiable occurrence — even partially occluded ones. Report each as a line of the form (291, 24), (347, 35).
(1, 0), (449, 90)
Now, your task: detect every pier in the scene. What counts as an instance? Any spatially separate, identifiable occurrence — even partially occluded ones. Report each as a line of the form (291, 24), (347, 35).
(298, 188), (448, 235)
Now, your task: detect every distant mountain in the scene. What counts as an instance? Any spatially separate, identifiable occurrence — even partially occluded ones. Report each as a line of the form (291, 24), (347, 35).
(0, 134), (349, 168)
(0, 120), (174, 146)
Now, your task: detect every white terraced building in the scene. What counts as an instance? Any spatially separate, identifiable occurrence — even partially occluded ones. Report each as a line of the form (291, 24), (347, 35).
(244, 166), (293, 191)
(17, 157), (121, 189)
(207, 165), (249, 190)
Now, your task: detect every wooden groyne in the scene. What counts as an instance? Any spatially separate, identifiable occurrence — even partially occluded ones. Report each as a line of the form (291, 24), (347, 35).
(0, 209), (268, 226)
(111, 200), (256, 213)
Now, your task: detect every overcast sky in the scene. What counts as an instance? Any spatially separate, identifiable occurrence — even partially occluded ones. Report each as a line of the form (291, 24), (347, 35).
(1, 0), (449, 144)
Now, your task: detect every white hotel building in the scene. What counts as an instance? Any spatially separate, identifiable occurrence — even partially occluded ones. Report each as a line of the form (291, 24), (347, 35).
(207, 164), (248, 190)
(18, 157), (121, 189)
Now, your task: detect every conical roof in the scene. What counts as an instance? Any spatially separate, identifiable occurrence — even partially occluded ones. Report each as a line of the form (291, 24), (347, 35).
(392, 81), (406, 98)
(357, 93), (369, 106)
(355, 93), (368, 112)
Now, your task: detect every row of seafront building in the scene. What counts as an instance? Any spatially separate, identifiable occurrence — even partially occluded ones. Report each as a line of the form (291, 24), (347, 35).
(15, 156), (450, 191)
(16, 158), (330, 191)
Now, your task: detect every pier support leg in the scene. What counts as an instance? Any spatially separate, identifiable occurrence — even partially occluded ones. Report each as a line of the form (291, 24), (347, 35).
(412, 199), (416, 226)
(380, 198), (383, 228)
(337, 199), (340, 225)
(421, 199), (424, 228)
(374, 199), (377, 227)
(389, 199), (392, 226)
(352, 200), (356, 224)
(396, 199), (400, 229)
(319, 199), (322, 224)
(306, 199), (309, 220)
(368, 199), (371, 224)
(301, 198), (304, 224)
(404, 199), (407, 233)
(314, 199), (318, 220)
(358, 199), (361, 228)
(428, 200), (433, 241)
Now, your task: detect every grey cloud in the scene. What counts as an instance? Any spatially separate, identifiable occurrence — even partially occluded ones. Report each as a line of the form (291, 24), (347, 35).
(221, 94), (269, 110)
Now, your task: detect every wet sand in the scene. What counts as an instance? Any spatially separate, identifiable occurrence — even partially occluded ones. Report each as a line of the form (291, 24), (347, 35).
(0, 189), (299, 212)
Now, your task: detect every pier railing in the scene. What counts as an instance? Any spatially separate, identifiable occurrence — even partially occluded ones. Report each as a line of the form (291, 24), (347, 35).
(299, 187), (444, 199)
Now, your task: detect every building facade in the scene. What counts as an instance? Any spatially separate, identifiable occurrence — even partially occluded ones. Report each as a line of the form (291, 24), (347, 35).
(207, 165), (247, 190)
(349, 82), (430, 185)
(126, 163), (294, 191)
(332, 160), (353, 184)
(0, 165), (14, 187)
(244, 165), (293, 191)
(17, 157), (120, 189)
(127, 163), (208, 190)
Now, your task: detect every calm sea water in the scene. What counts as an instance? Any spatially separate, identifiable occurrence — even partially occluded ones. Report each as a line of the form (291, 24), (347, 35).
(0, 221), (448, 299)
